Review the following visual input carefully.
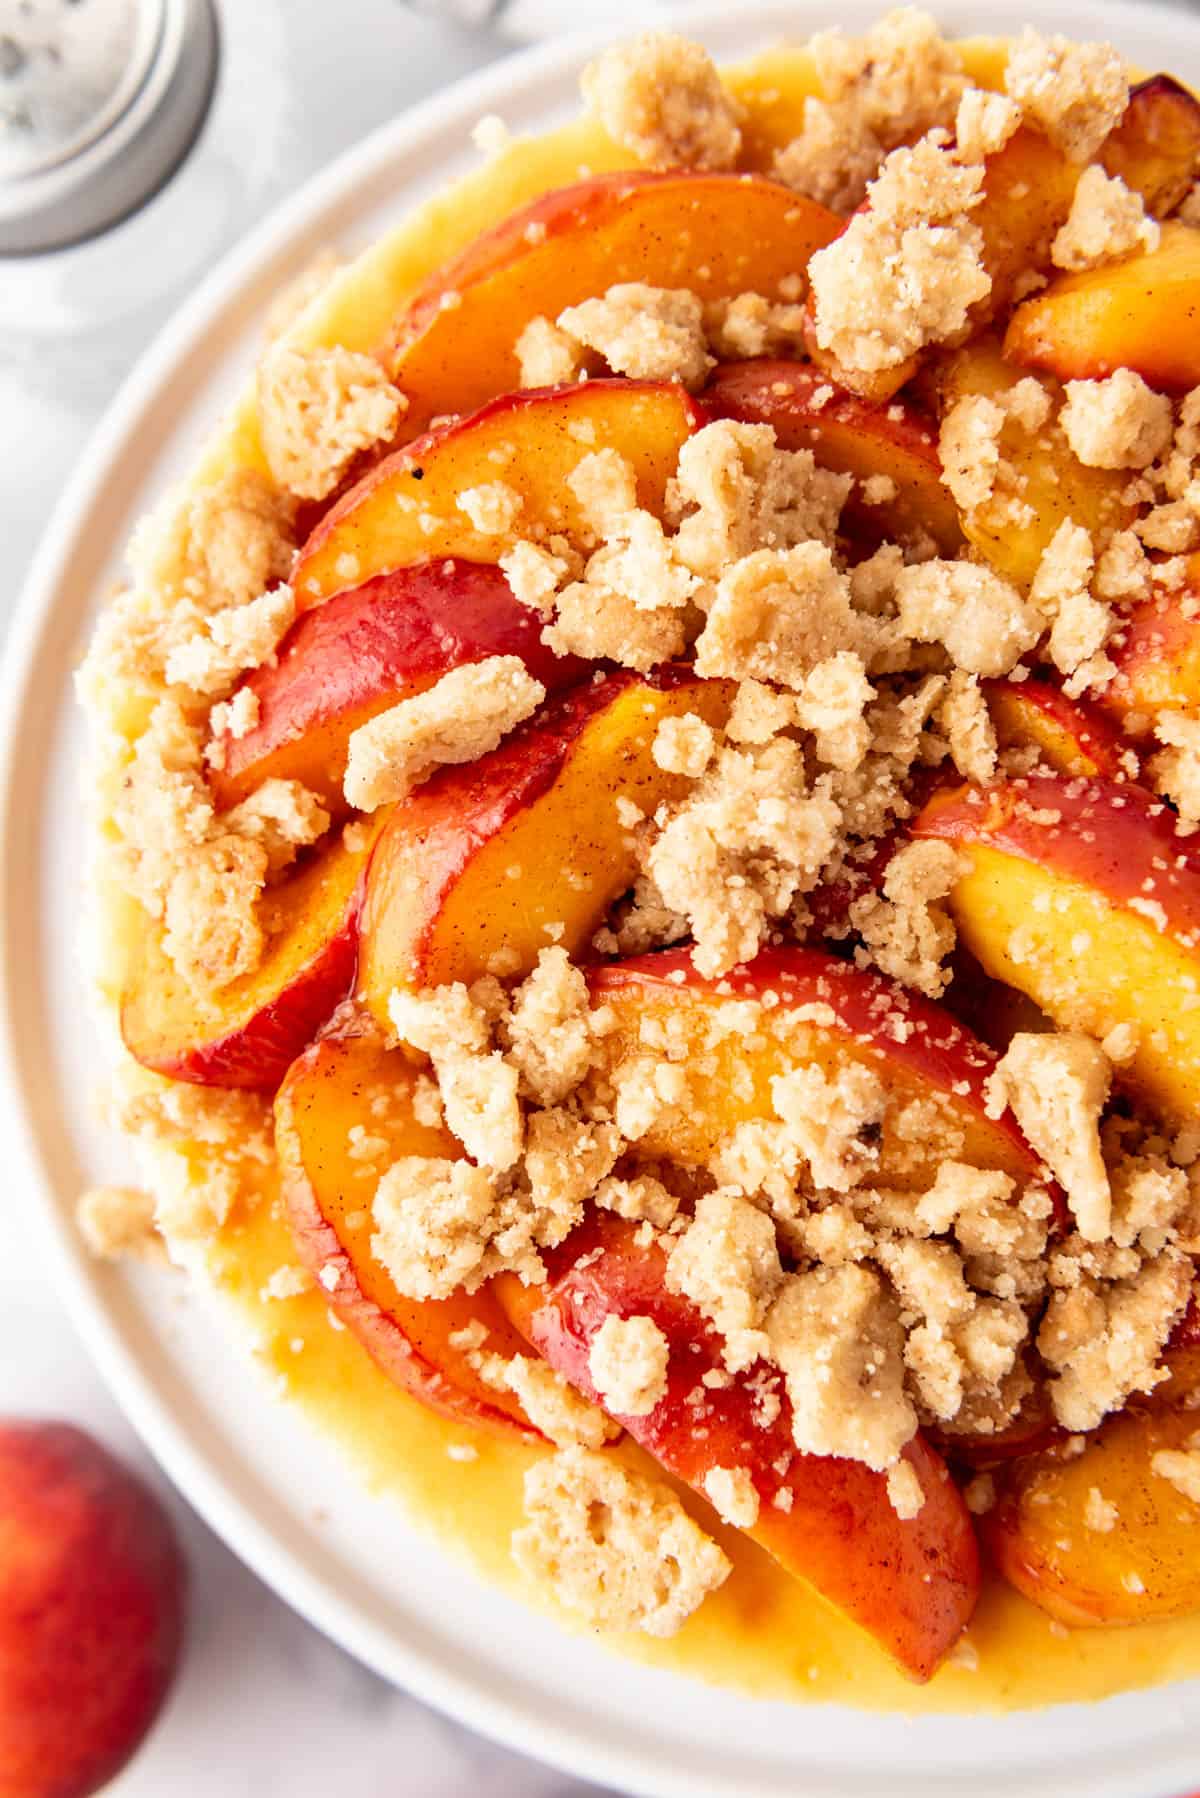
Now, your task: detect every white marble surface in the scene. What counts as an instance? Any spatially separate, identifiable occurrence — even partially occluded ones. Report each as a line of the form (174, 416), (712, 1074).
(0, 3), (614, 1791)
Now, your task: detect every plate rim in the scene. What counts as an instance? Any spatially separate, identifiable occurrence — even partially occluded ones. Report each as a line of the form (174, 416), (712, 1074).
(6, 4), (1200, 1793)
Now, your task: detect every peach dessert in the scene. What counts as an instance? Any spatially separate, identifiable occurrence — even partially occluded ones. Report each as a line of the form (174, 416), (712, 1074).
(77, 8), (1200, 1707)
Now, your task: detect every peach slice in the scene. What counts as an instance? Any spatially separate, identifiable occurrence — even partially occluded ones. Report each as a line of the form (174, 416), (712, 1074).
(382, 172), (840, 439)
(932, 337), (1135, 589)
(703, 359), (963, 553)
(356, 669), (733, 1018)
(984, 1407), (1200, 1625)
(1005, 220), (1200, 392)
(586, 945), (1047, 1190)
(983, 676), (1128, 779)
(1101, 75), (1200, 217)
(122, 818), (385, 1090)
(1101, 552), (1200, 737)
(209, 562), (587, 813)
(915, 773), (1200, 1123)
(0, 1422), (186, 1798)
(292, 380), (704, 610)
(275, 1022), (535, 1434)
(495, 1211), (980, 1681)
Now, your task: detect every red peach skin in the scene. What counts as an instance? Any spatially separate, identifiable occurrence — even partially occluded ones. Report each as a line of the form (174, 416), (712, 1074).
(275, 1025), (537, 1435)
(209, 561), (589, 812)
(496, 1212), (980, 1681)
(0, 1422), (185, 1798)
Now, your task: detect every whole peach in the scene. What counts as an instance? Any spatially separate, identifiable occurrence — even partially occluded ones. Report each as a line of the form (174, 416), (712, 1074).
(0, 1422), (186, 1798)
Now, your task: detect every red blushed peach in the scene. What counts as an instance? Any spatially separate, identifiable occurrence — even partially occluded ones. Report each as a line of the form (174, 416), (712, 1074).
(983, 676), (1129, 779)
(985, 1408), (1200, 1626)
(122, 816), (386, 1091)
(915, 773), (1200, 1122)
(383, 172), (840, 438)
(586, 945), (1048, 1192)
(0, 1422), (185, 1798)
(355, 669), (733, 1021)
(275, 1024), (536, 1435)
(1100, 553), (1200, 737)
(208, 561), (588, 813)
(495, 1211), (980, 1681)
(292, 380), (704, 610)
(703, 359), (963, 554)
(1005, 221), (1200, 392)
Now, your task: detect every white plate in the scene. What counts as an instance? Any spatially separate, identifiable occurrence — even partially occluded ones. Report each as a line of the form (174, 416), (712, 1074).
(5, 4), (1200, 1792)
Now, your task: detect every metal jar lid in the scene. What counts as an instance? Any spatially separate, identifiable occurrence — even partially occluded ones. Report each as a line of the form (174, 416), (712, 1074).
(0, 0), (218, 255)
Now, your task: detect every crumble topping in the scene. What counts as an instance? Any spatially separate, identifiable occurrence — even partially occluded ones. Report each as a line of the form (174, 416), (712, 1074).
(513, 1445), (731, 1637)
(886, 1458), (926, 1520)
(258, 345), (406, 502)
(773, 100), (884, 214)
(1150, 712), (1200, 827)
(848, 838), (961, 997)
(77, 1184), (166, 1264)
(703, 1465), (760, 1529)
(771, 1061), (886, 1191)
(163, 583), (296, 698)
(514, 316), (589, 388)
(954, 88), (1021, 162)
(580, 32), (742, 172)
(807, 135), (991, 379)
(556, 284), (714, 390)
(1003, 28), (1129, 164)
(587, 1313), (671, 1416)
(665, 1192), (783, 1373)
(492, 1355), (618, 1448)
(1151, 1442), (1200, 1505)
(1060, 369), (1174, 471)
(1051, 166), (1160, 272)
(456, 480), (524, 536)
(343, 656), (545, 810)
(988, 1032), (1113, 1241)
(894, 560), (1041, 677)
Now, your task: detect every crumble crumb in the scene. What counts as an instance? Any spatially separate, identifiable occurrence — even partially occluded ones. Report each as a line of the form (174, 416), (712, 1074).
(515, 315), (589, 388)
(988, 1032), (1112, 1241)
(1084, 1485), (1119, 1532)
(223, 778), (329, 874)
(849, 838), (961, 998)
(498, 1355), (618, 1448)
(771, 1061), (886, 1191)
(938, 393), (1007, 512)
(557, 284), (713, 390)
(706, 292), (809, 362)
(567, 448), (639, 535)
(695, 544), (861, 689)
(343, 655), (544, 809)
(258, 345), (406, 501)
(1004, 28), (1129, 164)
(894, 559), (1042, 677)
(938, 670), (997, 783)
(595, 1173), (680, 1229)
(371, 1156), (502, 1299)
(653, 711), (716, 778)
(588, 1313), (671, 1416)
(767, 1263), (916, 1470)
(1051, 166), (1160, 271)
(670, 419), (850, 578)
(77, 1185), (166, 1264)
(499, 539), (572, 611)
(208, 685), (260, 744)
(389, 983), (523, 1173)
(807, 135), (990, 379)
(809, 9), (966, 148)
(505, 947), (595, 1106)
(1039, 1242), (1191, 1428)
(456, 480), (524, 535)
(703, 1464), (760, 1530)
(886, 1458), (925, 1520)
(964, 1471), (996, 1515)
(773, 99), (883, 213)
(580, 32), (742, 172)
(954, 88), (1021, 160)
(164, 583), (296, 699)
(665, 1191), (783, 1372)
(162, 833), (267, 990)
(513, 1445), (731, 1636)
(726, 678), (795, 745)
(1059, 369), (1173, 469)
(1150, 712), (1200, 826)
(794, 652), (873, 771)
(1151, 1444), (1200, 1505)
